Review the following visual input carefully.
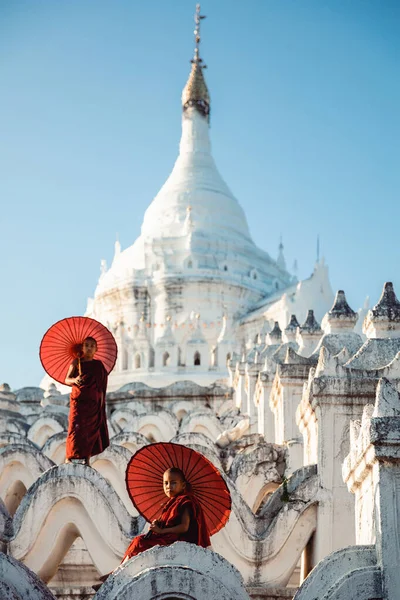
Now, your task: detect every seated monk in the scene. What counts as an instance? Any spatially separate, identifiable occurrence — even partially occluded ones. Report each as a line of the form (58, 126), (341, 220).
(64, 337), (109, 466)
(93, 467), (210, 591)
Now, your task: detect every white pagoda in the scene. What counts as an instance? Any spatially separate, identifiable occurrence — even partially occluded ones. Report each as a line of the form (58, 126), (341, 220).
(84, 7), (333, 391)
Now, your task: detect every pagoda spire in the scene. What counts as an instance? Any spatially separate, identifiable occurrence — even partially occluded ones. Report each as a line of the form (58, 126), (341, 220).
(277, 236), (286, 271)
(182, 4), (210, 120)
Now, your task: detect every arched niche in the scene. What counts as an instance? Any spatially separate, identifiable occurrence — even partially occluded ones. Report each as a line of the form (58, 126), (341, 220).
(5, 480), (27, 516)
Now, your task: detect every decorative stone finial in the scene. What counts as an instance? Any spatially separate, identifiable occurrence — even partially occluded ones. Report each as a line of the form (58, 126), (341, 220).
(297, 311), (322, 357)
(43, 382), (61, 400)
(100, 259), (107, 276)
(283, 314), (300, 342)
(299, 310), (322, 334)
(329, 290), (356, 319)
(187, 312), (207, 345)
(322, 290), (358, 333)
(277, 237), (286, 271)
(114, 237), (121, 258)
(371, 282), (400, 322)
(182, 4), (210, 119)
(259, 320), (270, 343)
(268, 321), (282, 344)
(285, 315), (300, 332)
(184, 205), (194, 236)
(363, 282), (400, 339)
(135, 314), (149, 343)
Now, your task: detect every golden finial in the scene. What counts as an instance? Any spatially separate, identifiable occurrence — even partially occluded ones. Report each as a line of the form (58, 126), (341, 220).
(182, 4), (210, 119)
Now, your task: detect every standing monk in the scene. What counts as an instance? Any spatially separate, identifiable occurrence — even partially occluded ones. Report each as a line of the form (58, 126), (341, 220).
(64, 336), (109, 466)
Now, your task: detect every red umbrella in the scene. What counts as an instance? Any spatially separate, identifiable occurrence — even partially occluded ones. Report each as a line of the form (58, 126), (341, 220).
(40, 316), (118, 385)
(125, 442), (231, 536)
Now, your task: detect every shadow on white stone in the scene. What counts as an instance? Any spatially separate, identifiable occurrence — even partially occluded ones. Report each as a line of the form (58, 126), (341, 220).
(91, 445), (137, 516)
(27, 414), (67, 449)
(41, 432), (68, 464)
(0, 553), (56, 599)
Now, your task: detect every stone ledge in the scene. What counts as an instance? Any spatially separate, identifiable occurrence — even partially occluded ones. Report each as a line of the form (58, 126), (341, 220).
(248, 587), (296, 599)
(49, 588), (94, 599)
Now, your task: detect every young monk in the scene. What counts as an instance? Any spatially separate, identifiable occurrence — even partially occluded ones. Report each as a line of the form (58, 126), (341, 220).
(64, 337), (109, 466)
(123, 467), (210, 560)
(93, 467), (210, 590)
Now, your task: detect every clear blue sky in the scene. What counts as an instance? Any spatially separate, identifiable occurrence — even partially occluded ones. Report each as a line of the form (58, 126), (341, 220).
(0, 0), (399, 389)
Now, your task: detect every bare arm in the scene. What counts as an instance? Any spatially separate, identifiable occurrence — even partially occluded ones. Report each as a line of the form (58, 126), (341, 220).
(65, 360), (84, 387)
(149, 508), (191, 535)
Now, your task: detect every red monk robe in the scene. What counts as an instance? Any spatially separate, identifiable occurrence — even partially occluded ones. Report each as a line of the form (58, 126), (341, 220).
(66, 359), (109, 460)
(122, 492), (210, 561)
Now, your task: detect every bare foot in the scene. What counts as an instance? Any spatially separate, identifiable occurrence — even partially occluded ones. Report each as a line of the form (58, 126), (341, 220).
(84, 458), (90, 467)
(65, 459), (72, 464)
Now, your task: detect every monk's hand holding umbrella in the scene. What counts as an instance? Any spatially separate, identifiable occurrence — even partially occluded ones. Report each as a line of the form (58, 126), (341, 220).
(64, 343), (86, 387)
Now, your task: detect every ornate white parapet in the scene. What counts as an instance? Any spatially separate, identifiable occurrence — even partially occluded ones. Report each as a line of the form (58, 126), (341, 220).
(343, 378), (400, 599)
(255, 371), (275, 441)
(296, 311), (323, 358)
(95, 542), (251, 600)
(296, 377), (400, 600)
(270, 347), (312, 474)
(246, 361), (262, 433)
(296, 345), (377, 564)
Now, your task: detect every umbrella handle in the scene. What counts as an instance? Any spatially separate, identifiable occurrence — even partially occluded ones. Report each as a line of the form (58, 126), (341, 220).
(78, 357), (82, 376)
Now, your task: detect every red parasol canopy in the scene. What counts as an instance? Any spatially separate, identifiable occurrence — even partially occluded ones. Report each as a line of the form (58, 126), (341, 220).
(40, 316), (118, 385)
(125, 442), (231, 536)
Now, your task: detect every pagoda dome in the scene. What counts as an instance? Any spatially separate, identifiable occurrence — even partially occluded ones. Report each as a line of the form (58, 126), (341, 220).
(140, 108), (252, 245)
(93, 22), (278, 301)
